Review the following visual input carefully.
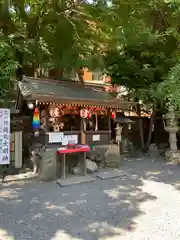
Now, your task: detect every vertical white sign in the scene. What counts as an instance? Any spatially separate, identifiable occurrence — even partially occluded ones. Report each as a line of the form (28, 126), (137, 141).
(0, 109), (10, 165)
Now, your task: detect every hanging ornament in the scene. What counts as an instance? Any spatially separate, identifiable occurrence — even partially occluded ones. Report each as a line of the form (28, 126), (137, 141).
(111, 111), (116, 120)
(59, 122), (64, 129)
(32, 107), (40, 130)
(87, 111), (92, 119)
(49, 107), (60, 117)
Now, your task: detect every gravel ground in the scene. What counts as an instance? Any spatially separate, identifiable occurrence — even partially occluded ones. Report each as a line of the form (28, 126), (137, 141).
(0, 156), (180, 240)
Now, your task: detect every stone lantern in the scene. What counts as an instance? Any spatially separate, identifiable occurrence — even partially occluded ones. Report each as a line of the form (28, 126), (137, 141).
(163, 106), (180, 163)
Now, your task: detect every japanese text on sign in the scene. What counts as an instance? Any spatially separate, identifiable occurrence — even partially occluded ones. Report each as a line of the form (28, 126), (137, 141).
(0, 109), (10, 165)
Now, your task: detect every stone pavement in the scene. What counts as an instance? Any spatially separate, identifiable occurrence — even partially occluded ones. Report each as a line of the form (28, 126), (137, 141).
(0, 156), (180, 240)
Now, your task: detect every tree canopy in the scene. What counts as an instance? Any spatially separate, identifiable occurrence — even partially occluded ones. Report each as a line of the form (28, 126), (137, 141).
(1, 0), (180, 110)
(103, 0), (180, 110)
(0, 0), (110, 80)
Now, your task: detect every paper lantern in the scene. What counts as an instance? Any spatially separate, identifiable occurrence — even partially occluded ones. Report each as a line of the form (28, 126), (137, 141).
(67, 105), (73, 110)
(49, 107), (60, 117)
(87, 111), (92, 119)
(80, 109), (88, 118)
(32, 107), (40, 130)
(27, 102), (34, 109)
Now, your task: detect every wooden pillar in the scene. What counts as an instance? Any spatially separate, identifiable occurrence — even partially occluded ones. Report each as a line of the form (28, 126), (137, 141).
(81, 118), (86, 144)
(15, 131), (22, 168)
(108, 109), (111, 141)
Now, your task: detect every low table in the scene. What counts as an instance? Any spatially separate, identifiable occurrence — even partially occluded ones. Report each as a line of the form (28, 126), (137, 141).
(57, 144), (90, 179)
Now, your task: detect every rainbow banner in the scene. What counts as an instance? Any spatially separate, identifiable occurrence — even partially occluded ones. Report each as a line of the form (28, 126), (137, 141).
(32, 107), (40, 130)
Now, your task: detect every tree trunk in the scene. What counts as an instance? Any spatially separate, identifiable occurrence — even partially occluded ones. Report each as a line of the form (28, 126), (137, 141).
(137, 102), (145, 151)
(77, 67), (84, 84)
(145, 111), (156, 151)
(139, 118), (145, 150)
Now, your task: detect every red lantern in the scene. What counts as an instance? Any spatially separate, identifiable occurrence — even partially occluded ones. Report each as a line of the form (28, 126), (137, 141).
(67, 105), (73, 110)
(88, 111), (92, 119)
(111, 111), (116, 119)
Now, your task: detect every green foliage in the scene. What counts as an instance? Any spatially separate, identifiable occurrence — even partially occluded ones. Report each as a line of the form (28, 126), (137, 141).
(0, 0), (110, 97)
(104, 34), (177, 104)
(103, 0), (180, 108)
(0, 0), (110, 66)
(158, 63), (180, 111)
(2, 0), (180, 110)
(0, 38), (18, 99)
(16, 0), (109, 69)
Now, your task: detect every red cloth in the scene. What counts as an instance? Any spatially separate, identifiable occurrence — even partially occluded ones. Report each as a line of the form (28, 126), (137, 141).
(57, 145), (90, 155)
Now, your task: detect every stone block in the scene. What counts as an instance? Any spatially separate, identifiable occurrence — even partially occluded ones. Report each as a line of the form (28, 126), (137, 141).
(86, 159), (98, 173)
(72, 159), (98, 175)
(148, 144), (160, 157)
(165, 150), (180, 164)
(56, 175), (95, 187)
(104, 144), (121, 168)
(86, 147), (107, 168)
(39, 148), (57, 181)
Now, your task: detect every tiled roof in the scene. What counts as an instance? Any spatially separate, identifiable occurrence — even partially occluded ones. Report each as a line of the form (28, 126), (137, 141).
(18, 77), (137, 109)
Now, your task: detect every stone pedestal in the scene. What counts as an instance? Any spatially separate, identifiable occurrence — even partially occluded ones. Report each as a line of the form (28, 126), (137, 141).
(164, 106), (180, 164)
(39, 148), (58, 181)
(148, 144), (160, 157)
(164, 126), (180, 163)
(103, 123), (122, 168)
(105, 144), (121, 168)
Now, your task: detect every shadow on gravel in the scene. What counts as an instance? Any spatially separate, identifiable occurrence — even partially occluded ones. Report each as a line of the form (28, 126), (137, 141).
(0, 167), (157, 240)
(122, 155), (180, 192)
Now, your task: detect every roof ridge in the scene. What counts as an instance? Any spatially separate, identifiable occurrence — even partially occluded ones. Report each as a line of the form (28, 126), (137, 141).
(22, 76), (109, 88)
